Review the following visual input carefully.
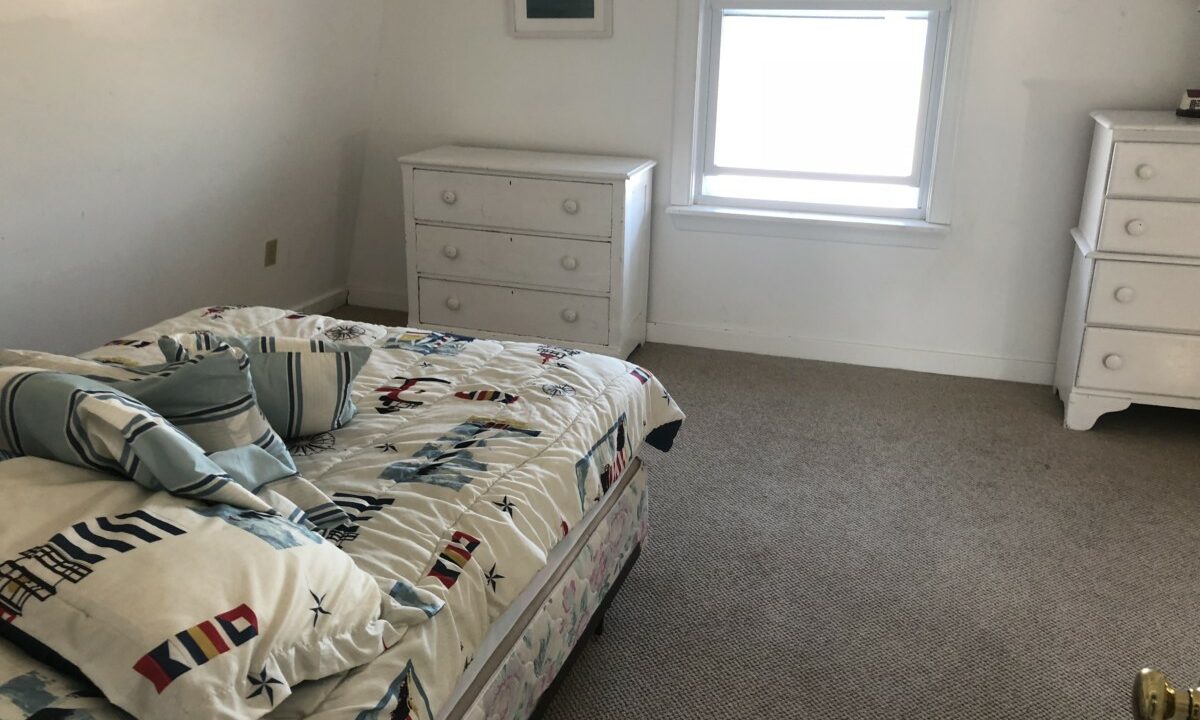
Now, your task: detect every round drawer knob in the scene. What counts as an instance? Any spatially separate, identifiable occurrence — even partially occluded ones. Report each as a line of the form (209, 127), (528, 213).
(561, 309), (578, 323)
(562, 199), (579, 215)
(561, 255), (579, 271)
(445, 297), (461, 311)
(1103, 354), (1124, 371)
(1125, 219), (1147, 237)
(1114, 286), (1136, 303)
(442, 245), (459, 259)
(442, 190), (458, 205)
(1135, 164), (1157, 181)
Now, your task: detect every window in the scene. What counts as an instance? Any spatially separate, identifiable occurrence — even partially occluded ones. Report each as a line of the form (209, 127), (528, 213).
(684, 0), (958, 223)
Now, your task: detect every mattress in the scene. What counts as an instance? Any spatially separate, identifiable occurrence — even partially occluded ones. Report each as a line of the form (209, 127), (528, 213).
(0, 306), (683, 719)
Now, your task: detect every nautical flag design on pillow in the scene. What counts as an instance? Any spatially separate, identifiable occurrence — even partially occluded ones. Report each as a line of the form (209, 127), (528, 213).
(158, 332), (372, 440)
(0, 509), (186, 622)
(133, 604), (260, 694)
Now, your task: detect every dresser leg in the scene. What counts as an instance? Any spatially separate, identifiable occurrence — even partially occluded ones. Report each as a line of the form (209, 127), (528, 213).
(1063, 392), (1132, 431)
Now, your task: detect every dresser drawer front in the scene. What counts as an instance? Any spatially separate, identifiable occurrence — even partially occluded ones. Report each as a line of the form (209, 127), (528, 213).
(412, 169), (612, 237)
(1098, 199), (1200, 257)
(1077, 327), (1200, 398)
(1108, 142), (1200, 200)
(1087, 260), (1200, 333)
(414, 226), (611, 293)
(418, 278), (609, 345)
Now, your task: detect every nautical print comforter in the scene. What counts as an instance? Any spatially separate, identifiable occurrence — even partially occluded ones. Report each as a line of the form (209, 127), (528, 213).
(1, 305), (683, 719)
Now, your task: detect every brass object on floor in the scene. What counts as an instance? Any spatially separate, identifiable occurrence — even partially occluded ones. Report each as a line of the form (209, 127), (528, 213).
(1134, 668), (1200, 720)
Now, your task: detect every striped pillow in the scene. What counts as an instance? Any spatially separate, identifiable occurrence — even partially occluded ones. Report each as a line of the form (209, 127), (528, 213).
(0, 347), (296, 478)
(159, 333), (372, 440)
(0, 350), (349, 530)
(0, 367), (273, 510)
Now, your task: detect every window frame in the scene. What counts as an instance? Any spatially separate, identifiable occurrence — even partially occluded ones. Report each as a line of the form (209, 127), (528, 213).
(670, 0), (973, 233)
(697, 0), (950, 219)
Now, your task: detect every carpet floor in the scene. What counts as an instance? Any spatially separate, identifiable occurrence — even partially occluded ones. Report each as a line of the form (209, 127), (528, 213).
(538, 343), (1200, 720)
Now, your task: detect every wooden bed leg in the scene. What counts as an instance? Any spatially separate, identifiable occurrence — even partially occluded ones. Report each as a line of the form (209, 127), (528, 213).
(1133, 668), (1200, 720)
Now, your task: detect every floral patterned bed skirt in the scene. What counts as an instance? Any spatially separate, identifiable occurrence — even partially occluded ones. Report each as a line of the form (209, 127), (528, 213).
(460, 465), (650, 720)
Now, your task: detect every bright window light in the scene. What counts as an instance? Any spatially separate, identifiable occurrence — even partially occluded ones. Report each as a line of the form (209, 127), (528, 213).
(703, 174), (920, 210)
(698, 4), (950, 218)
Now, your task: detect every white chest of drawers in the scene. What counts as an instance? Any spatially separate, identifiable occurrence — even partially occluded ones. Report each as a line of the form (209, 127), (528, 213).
(399, 146), (655, 358)
(1056, 111), (1200, 430)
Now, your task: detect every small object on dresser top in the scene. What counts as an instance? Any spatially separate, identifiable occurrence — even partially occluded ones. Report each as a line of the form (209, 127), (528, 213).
(1178, 89), (1200, 118)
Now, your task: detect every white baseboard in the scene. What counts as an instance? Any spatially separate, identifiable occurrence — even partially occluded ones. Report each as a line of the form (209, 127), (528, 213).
(646, 321), (1056, 385)
(292, 287), (349, 315)
(348, 285), (407, 312)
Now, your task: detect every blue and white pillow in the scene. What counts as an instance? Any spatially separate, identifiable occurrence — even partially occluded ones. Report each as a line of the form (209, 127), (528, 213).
(0, 353), (349, 529)
(0, 367), (273, 511)
(159, 333), (372, 440)
(0, 346), (293, 474)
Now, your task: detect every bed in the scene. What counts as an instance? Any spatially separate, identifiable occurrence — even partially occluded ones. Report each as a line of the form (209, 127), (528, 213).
(0, 305), (684, 720)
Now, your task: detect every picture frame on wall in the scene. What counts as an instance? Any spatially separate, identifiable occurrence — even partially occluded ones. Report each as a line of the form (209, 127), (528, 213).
(510, 0), (613, 38)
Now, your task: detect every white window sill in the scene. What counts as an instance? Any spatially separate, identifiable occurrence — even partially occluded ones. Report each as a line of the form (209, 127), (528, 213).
(665, 204), (949, 249)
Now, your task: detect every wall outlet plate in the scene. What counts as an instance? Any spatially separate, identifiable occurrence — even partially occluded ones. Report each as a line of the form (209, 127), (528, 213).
(264, 238), (278, 267)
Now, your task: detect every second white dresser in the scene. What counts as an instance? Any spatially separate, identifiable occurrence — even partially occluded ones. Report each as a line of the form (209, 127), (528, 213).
(399, 146), (655, 359)
(1056, 111), (1200, 429)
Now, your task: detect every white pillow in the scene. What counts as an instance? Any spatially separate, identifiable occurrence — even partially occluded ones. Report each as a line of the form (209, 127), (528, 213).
(0, 457), (440, 720)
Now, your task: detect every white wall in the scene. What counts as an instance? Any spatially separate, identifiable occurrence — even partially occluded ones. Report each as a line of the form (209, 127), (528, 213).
(0, 0), (384, 354)
(349, 0), (1200, 383)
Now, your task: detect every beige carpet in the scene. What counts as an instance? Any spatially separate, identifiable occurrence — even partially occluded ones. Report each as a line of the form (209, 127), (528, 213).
(533, 342), (1200, 719)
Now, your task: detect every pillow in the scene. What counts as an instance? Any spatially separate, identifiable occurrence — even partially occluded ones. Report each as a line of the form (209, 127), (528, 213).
(0, 347), (295, 477)
(0, 367), (274, 512)
(159, 333), (372, 440)
(0, 350), (348, 530)
(0, 457), (441, 720)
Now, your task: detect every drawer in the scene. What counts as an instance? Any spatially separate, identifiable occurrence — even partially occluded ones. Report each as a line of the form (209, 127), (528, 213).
(1087, 260), (1200, 334)
(1098, 199), (1200, 258)
(414, 225), (611, 293)
(418, 278), (609, 346)
(1077, 327), (1200, 398)
(411, 169), (612, 237)
(1108, 142), (1200, 201)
